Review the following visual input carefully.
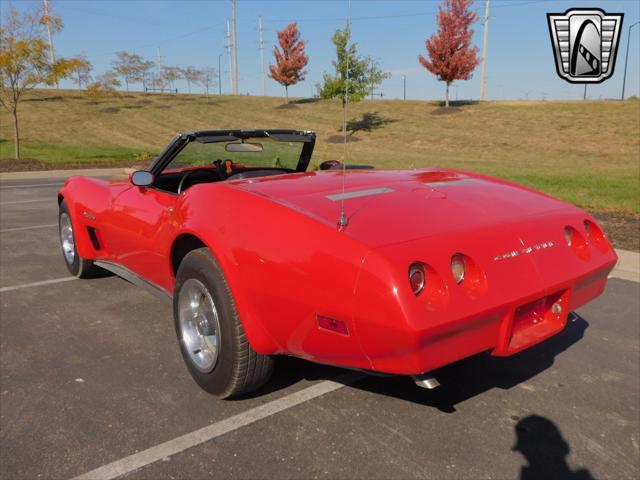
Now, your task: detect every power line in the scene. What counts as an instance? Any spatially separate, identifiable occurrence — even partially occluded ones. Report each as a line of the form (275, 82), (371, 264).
(259, 16), (266, 96)
(262, 0), (545, 24)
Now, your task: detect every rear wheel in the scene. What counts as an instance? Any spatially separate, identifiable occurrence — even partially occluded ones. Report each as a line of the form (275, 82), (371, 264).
(173, 247), (273, 398)
(59, 201), (100, 278)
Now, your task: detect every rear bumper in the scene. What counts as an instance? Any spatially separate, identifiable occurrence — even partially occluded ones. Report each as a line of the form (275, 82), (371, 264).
(353, 240), (617, 376)
(371, 262), (612, 375)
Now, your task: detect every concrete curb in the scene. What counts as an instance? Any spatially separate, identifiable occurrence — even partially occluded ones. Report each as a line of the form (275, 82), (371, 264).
(611, 249), (640, 283)
(0, 167), (135, 181)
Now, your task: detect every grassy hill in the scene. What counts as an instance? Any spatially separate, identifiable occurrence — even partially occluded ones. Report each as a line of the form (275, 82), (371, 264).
(1, 89), (638, 214)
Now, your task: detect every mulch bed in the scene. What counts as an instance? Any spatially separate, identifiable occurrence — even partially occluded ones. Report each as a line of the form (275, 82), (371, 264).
(431, 106), (462, 115)
(589, 211), (639, 252)
(275, 103), (299, 110)
(325, 135), (361, 144)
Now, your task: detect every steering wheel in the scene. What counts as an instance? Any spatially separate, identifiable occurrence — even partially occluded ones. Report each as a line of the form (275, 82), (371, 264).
(177, 168), (219, 194)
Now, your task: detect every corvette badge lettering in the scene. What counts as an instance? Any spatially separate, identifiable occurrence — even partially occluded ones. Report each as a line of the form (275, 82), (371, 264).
(494, 241), (555, 262)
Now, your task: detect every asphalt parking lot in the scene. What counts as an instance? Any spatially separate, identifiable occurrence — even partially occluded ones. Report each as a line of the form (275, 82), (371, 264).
(1, 175), (639, 480)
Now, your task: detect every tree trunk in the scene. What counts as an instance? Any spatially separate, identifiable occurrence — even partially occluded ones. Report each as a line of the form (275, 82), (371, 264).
(12, 108), (20, 160)
(285, 85), (289, 103)
(445, 83), (450, 108)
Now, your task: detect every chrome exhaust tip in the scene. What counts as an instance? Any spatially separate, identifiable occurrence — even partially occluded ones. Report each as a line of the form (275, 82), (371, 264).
(412, 372), (440, 389)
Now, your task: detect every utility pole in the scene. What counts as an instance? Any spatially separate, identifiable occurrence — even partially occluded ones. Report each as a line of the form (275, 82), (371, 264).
(218, 53), (222, 95)
(403, 75), (406, 100)
(259, 16), (266, 96)
(622, 21), (640, 100)
(479, 0), (490, 101)
(231, 0), (239, 95)
(43, 0), (58, 88)
(226, 20), (234, 94)
(156, 47), (164, 93)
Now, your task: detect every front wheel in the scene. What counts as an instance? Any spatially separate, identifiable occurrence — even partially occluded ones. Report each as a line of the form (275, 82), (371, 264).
(59, 201), (100, 278)
(173, 247), (273, 398)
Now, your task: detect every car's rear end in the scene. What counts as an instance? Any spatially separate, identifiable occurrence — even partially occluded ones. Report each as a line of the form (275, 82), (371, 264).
(352, 210), (617, 376)
(231, 167), (617, 377)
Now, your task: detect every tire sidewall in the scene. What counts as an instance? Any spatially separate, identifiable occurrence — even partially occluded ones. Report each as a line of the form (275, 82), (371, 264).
(59, 201), (81, 276)
(173, 249), (238, 396)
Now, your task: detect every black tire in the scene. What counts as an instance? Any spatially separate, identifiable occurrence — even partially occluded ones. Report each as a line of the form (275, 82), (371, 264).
(173, 247), (274, 398)
(58, 201), (100, 278)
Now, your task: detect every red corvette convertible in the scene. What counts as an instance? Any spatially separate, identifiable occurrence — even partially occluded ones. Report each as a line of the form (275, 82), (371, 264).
(58, 129), (617, 398)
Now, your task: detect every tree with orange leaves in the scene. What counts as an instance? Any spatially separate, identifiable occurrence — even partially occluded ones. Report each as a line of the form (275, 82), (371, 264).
(418, 0), (479, 107)
(269, 23), (308, 103)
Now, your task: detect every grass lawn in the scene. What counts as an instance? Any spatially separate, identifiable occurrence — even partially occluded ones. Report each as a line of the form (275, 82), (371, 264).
(0, 89), (638, 214)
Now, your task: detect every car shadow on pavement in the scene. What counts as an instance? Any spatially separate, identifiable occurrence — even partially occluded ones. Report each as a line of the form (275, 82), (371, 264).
(350, 313), (590, 413)
(512, 414), (595, 480)
(249, 313), (590, 411)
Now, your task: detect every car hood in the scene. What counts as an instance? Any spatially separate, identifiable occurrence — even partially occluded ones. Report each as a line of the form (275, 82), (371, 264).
(229, 169), (578, 248)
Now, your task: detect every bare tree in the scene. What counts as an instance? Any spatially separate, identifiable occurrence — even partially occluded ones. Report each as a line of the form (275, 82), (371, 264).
(112, 51), (149, 91)
(139, 59), (155, 91)
(198, 68), (217, 100)
(161, 66), (183, 92)
(183, 66), (203, 94)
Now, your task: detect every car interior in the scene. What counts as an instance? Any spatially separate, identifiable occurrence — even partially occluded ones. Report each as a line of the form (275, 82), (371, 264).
(153, 160), (294, 194)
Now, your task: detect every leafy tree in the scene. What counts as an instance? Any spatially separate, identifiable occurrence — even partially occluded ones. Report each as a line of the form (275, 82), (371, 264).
(112, 51), (149, 91)
(183, 66), (203, 94)
(69, 53), (92, 89)
(319, 24), (388, 106)
(0, 7), (77, 159)
(268, 23), (308, 103)
(418, 0), (479, 107)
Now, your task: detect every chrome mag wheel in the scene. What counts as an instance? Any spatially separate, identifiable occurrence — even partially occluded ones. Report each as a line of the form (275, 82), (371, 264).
(59, 212), (75, 265)
(178, 278), (221, 373)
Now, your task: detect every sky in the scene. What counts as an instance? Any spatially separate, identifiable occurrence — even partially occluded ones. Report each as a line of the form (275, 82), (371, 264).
(2, 0), (639, 100)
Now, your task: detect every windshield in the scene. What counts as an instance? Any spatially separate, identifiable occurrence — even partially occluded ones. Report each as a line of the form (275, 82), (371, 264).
(167, 137), (305, 171)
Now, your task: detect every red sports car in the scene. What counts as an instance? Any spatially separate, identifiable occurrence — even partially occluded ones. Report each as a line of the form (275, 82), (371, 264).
(58, 129), (617, 398)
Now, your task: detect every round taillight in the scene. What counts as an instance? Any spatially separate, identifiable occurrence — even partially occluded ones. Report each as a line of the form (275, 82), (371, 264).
(451, 254), (466, 284)
(564, 226), (574, 246)
(409, 263), (426, 295)
(564, 225), (590, 260)
(584, 219), (609, 253)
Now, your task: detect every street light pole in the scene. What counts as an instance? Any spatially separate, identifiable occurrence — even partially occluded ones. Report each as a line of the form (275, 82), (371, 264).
(621, 21), (639, 100)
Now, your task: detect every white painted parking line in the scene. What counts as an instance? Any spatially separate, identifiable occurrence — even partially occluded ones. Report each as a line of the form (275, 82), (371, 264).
(0, 277), (76, 293)
(0, 198), (53, 205)
(0, 223), (58, 233)
(71, 371), (364, 480)
(0, 183), (62, 190)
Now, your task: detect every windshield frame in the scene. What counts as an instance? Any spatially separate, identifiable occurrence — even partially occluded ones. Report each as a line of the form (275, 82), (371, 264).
(148, 129), (316, 176)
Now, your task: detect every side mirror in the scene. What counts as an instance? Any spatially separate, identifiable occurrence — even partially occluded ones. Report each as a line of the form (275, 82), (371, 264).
(130, 170), (154, 187)
(319, 160), (342, 170)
